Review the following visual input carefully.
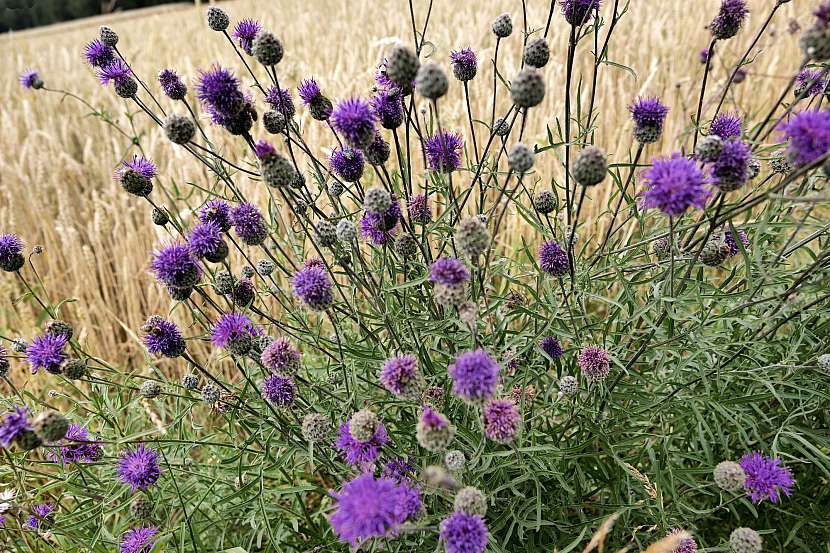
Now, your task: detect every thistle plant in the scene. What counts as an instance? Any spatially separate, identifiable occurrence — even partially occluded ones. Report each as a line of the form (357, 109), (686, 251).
(3, 1), (830, 552)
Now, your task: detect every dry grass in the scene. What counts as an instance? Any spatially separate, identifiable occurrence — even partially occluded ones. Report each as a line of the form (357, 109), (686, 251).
(0, 0), (808, 375)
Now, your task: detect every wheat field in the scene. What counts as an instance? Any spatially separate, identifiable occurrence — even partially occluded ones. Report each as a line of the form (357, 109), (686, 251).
(0, 0), (808, 376)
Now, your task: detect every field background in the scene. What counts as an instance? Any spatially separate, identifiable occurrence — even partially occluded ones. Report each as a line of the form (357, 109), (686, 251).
(0, 0), (808, 378)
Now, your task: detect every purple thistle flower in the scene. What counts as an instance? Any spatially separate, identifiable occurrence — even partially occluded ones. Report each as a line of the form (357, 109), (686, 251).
(303, 257), (326, 270)
(211, 313), (259, 350)
(407, 193), (431, 224)
(667, 528), (697, 553)
(796, 69), (828, 97)
(440, 512), (489, 553)
(292, 266), (333, 310)
(779, 109), (830, 167)
(26, 503), (55, 530)
(711, 139), (751, 190)
(97, 59), (132, 86)
(629, 97), (669, 131)
(19, 70), (42, 90)
(0, 405), (31, 447)
(429, 257), (470, 286)
(328, 473), (409, 547)
(539, 336), (564, 359)
(298, 78), (322, 105)
(331, 97), (377, 148)
(150, 243), (202, 290)
(254, 139), (276, 159)
(26, 334), (68, 375)
(538, 241), (569, 276)
(448, 349), (500, 403)
(0, 233), (23, 271)
(450, 48), (478, 81)
(330, 146), (365, 182)
(117, 444), (161, 491)
(710, 0), (748, 40)
(334, 419), (389, 465)
(142, 316), (186, 358)
(420, 405), (447, 429)
(398, 483), (423, 521)
(360, 197), (401, 245)
(371, 89), (405, 129)
(722, 227), (750, 257)
(710, 113), (742, 139)
(382, 457), (416, 482)
(261, 337), (300, 373)
(84, 39), (115, 68)
(578, 345), (611, 381)
(739, 451), (794, 504)
(816, 2), (830, 27)
(121, 526), (158, 553)
(699, 48), (711, 64)
(425, 131), (464, 173)
(261, 373), (295, 407)
(264, 86), (295, 118)
(232, 19), (262, 55)
(199, 200), (232, 232)
(188, 221), (225, 259)
(562, 0), (601, 26)
(483, 398), (521, 443)
(230, 202), (268, 245)
(45, 423), (102, 464)
(196, 66), (244, 121)
(642, 154), (711, 216)
(158, 68), (187, 100)
(118, 155), (157, 182)
(380, 354), (421, 398)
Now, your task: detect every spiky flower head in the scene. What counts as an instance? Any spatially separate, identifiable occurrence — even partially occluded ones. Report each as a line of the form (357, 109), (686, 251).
(84, 39), (114, 68)
(666, 529), (697, 553)
(206, 6), (229, 31)
(360, 195), (401, 245)
(365, 132), (391, 165)
(232, 19), (261, 55)
(142, 316), (185, 358)
(334, 419), (389, 465)
(26, 334), (68, 375)
(429, 257), (470, 286)
(230, 203), (268, 245)
(158, 68), (186, 100)
(19, 69), (43, 90)
(795, 69), (828, 97)
(252, 30), (284, 66)
(629, 97), (669, 143)
(120, 526), (158, 553)
(456, 217), (490, 259)
(163, 114), (195, 144)
(508, 142), (535, 173)
(578, 345), (611, 381)
(0, 233), (24, 272)
(714, 460), (747, 491)
(492, 13), (513, 37)
(739, 451), (794, 504)
(538, 241), (569, 276)
(46, 423), (102, 464)
(448, 349), (500, 403)
(115, 155), (156, 196)
(779, 109), (830, 167)
(711, 139), (751, 192)
(483, 398), (521, 443)
(328, 473), (412, 547)
(0, 405), (32, 447)
(292, 266), (333, 310)
(416, 406), (455, 452)
(332, 97), (376, 149)
(26, 503), (55, 530)
(445, 450), (466, 471)
(407, 193), (431, 224)
(151, 243), (201, 292)
(710, 0), (748, 40)
(264, 86), (295, 118)
(211, 312), (260, 355)
(187, 221), (227, 262)
(372, 89), (405, 129)
(196, 66), (244, 122)
(199, 200), (231, 232)
(117, 444), (161, 491)
(710, 113), (742, 139)
(729, 528), (762, 553)
(562, 0), (601, 25)
(450, 48), (477, 81)
(722, 227), (750, 257)
(440, 512), (489, 553)
(380, 353), (423, 398)
(424, 131), (463, 173)
(330, 146), (365, 182)
(524, 37), (551, 68)
(540, 336), (564, 359)
(261, 373), (295, 407)
(261, 337), (300, 374)
(98, 59), (134, 97)
(642, 154), (711, 216)
(454, 487), (487, 516)
(510, 68), (545, 108)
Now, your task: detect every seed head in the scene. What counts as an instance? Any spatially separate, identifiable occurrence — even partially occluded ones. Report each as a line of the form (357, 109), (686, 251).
(336, 219), (357, 243)
(314, 220), (338, 247)
(99, 26), (118, 46)
(572, 146), (608, 186)
(534, 190), (557, 214)
(714, 460), (747, 491)
(139, 381), (161, 399)
(444, 450), (466, 471)
(416, 62), (449, 100)
(252, 31), (284, 66)
(454, 487), (487, 516)
(700, 237), (732, 266)
(163, 114), (196, 144)
(302, 413), (330, 442)
(263, 110), (286, 134)
(394, 233), (418, 258)
(456, 217), (490, 259)
(386, 44), (420, 93)
(493, 118), (510, 137)
(729, 528), (762, 553)
(349, 409), (379, 442)
(32, 410), (69, 443)
(364, 187), (392, 214)
(492, 13), (513, 37)
(508, 142), (535, 173)
(523, 38), (550, 68)
(558, 375), (578, 397)
(695, 135), (724, 162)
(510, 68), (545, 108)
(206, 6), (230, 31)
(415, 406), (455, 452)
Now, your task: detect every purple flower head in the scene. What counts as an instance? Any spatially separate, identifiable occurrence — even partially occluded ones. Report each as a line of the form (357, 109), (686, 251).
(380, 354), (420, 397)
(232, 19), (262, 55)
(211, 313), (259, 350)
(331, 97), (376, 148)
(642, 154), (711, 216)
(334, 419), (389, 465)
(578, 345), (611, 380)
(97, 59), (131, 86)
(407, 193), (431, 224)
(261, 337), (301, 373)
(483, 398), (521, 443)
(440, 512), (489, 553)
(739, 451), (794, 504)
(199, 200), (232, 232)
(710, 0), (748, 40)
(398, 483), (423, 521)
(196, 66), (244, 121)
(450, 48), (477, 80)
(230, 202), (268, 245)
(330, 146), (365, 182)
(699, 48), (711, 64)
(779, 109), (830, 167)
(816, 2), (830, 27)
(117, 444), (161, 491)
(667, 529), (697, 553)
(629, 97), (669, 130)
(158, 68), (187, 100)
(448, 349), (500, 403)
(710, 113), (742, 139)
(382, 457), (416, 482)
(562, 0), (601, 25)
(292, 266), (333, 310)
(371, 89), (405, 129)
(46, 423), (102, 464)
(0, 233), (23, 270)
(265, 86), (295, 118)
(150, 243), (202, 290)
(724, 228), (749, 257)
(261, 373), (295, 407)
(538, 241), (569, 276)
(142, 316), (185, 358)
(298, 78), (322, 105)
(84, 39), (114, 68)
(360, 196), (401, 245)
(121, 526), (158, 553)
(425, 131), (464, 173)
(796, 69), (828, 97)
(19, 70), (42, 89)
(711, 139), (751, 189)
(254, 139), (276, 160)
(0, 405), (31, 447)
(118, 155), (157, 182)
(539, 336), (564, 359)
(328, 473), (409, 547)
(26, 503), (55, 530)
(303, 257), (326, 270)
(420, 405), (447, 430)
(429, 257), (470, 286)
(26, 333), (68, 375)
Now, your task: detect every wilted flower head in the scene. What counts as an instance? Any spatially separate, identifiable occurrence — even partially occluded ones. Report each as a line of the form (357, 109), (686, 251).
(642, 154), (710, 216)
(292, 266), (333, 310)
(440, 512), (489, 553)
(407, 193), (431, 224)
(334, 419), (389, 465)
(710, 113), (742, 139)
(264, 86), (295, 118)
(429, 257), (470, 286)
(120, 526), (158, 553)
(779, 109), (830, 167)
(46, 423), (102, 464)
(84, 39), (114, 68)
(328, 473), (411, 547)
(538, 241), (569, 276)
(666, 528), (697, 553)
(117, 444), (161, 491)
(158, 68), (187, 100)
(562, 0), (601, 25)
(710, 0), (748, 40)
(232, 19), (261, 55)
(150, 243), (202, 291)
(448, 349), (500, 403)
(425, 131), (464, 173)
(19, 69), (43, 90)
(331, 97), (376, 148)
(739, 451), (794, 503)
